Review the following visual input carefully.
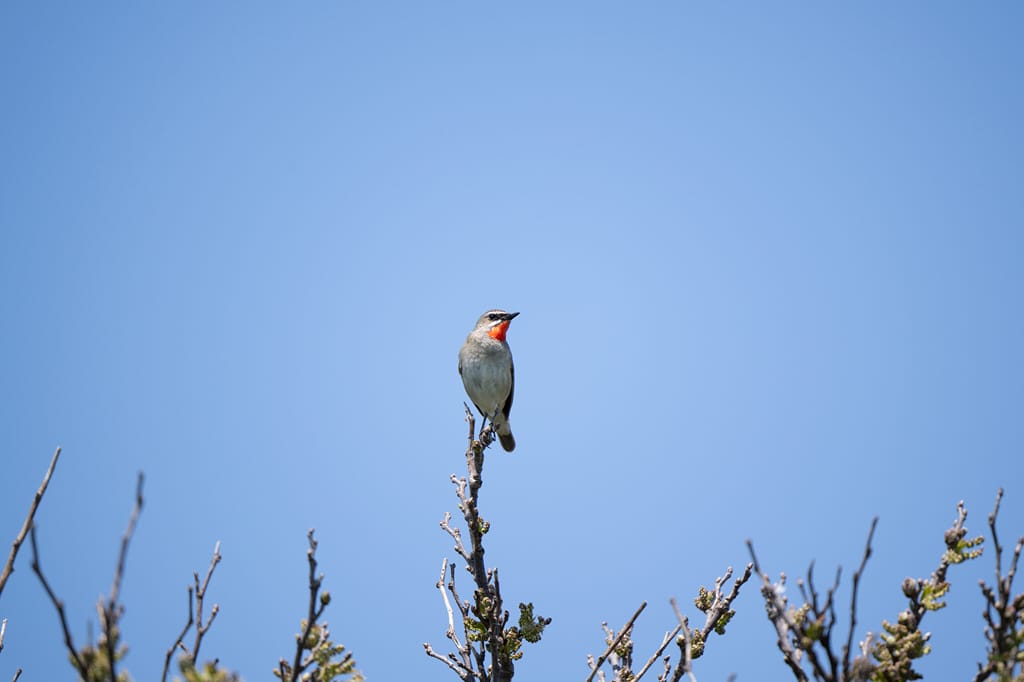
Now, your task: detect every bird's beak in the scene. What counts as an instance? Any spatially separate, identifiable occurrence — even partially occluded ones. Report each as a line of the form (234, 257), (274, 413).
(505, 312), (520, 321)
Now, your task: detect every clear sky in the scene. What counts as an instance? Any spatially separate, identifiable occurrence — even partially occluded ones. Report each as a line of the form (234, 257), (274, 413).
(2, 2), (1022, 680)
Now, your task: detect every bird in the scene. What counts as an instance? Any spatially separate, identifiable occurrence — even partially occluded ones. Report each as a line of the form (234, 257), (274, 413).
(458, 309), (519, 452)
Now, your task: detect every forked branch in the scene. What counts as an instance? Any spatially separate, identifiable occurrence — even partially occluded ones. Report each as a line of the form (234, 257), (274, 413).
(973, 488), (1024, 682)
(162, 541), (223, 682)
(425, 408), (550, 682)
(30, 470), (144, 681)
(586, 563), (752, 682)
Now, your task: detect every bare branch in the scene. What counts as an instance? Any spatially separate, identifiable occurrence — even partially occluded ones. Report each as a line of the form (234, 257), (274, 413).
(789, 560), (840, 681)
(424, 557), (478, 678)
(433, 558), (469, 669)
(989, 489), (1005, 580)
(284, 529), (330, 682)
(669, 596), (694, 682)
(29, 524), (89, 678)
(191, 540), (222, 662)
(973, 488), (1023, 682)
(428, 407), (549, 681)
(697, 563), (753, 642)
(633, 622), (682, 681)
(162, 585), (194, 682)
(749, 515), (884, 682)
(109, 472), (144, 606)
(440, 511), (471, 563)
(437, 561), (455, 633)
(843, 517), (877, 675)
(449, 562), (486, 676)
(586, 601), (647, 682)
(747, 539), (810, 682)
(459, 406), (490, 589)
(664, 564), (752, 682)
(1, 447), (61, 598)
(423, 641), (474, 681)
(428, 407), (506, 681)
(162, 540), (222, 682)
(97, 471), (145, 682)
(28, 470), (148, 681)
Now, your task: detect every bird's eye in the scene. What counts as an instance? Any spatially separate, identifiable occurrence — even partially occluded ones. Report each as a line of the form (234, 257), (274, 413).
(488, 313), (500, 321)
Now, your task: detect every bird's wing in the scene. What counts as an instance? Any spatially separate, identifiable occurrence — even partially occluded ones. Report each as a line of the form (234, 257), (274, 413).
(503, 358), (514, 420)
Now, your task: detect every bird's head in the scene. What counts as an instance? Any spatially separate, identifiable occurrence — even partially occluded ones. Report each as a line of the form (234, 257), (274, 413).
(475, 309), (519, 341)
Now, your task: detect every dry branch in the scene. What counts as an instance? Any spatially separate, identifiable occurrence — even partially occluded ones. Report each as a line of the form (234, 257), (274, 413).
(1, 447), (61, 598)
(29, 524), (90, 678)
(30, 470), (145, 681)
(585, 602), (647, 682)
(425, 407), (549, 682)
(973, 488), (1024, 682)
(162, 541), (223, 682)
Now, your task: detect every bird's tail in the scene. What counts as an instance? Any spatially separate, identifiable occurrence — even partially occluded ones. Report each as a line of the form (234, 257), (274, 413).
(496, 421), (515, 452)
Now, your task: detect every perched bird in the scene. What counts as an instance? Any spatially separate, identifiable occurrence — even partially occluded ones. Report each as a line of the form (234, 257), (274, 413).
(458, 309), (519, 452)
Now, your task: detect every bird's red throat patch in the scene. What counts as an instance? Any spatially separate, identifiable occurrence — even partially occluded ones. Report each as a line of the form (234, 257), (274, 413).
(488, 321), (510, 341)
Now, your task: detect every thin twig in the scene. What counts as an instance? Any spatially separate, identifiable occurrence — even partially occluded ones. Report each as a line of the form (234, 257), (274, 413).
(461, 406), (489, 588)
(449, 562), (486, 675)
(436, 559), (462, 652)
(29, 525), (89, 678)
(100, 472), (144, 682)
(842, 517), (878, 676)
(989, 489), (1005, 586)
(289, 530), (327, 682)
(440, 511), (470, 563)
(919, 499), (969, 624)
(0, 618), (6, 654)
(424, 557), (474, 678)
(805, 563), (841, 681)
(586, 601), (647, 682)
(669, 596), (693, 682)
(109, 472), (144, 606)
(161, 540), (222, 682)
(423, 642), (472, 681)
(191, 541), (222, 662)
(697, 564), (752, 641)
(747, 540), (810, 682)
(972, 488), (1023, 682)
(634, 623), (682, 681)
(1, 447), (61, 598)
(162, 586), (194, 682)
(667, 563), (752, 682)
(798, 565), (836, 681)
(442, 557), (473, 667)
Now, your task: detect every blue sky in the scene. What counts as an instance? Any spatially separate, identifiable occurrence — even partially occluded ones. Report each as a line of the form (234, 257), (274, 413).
(2, 2), (1022, 680)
